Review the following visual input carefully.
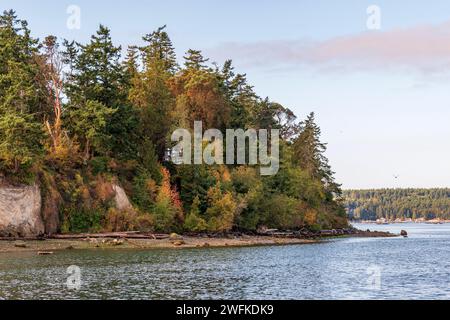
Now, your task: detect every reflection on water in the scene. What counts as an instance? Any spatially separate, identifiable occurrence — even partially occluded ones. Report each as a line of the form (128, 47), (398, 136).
(1, 223), (450, 300)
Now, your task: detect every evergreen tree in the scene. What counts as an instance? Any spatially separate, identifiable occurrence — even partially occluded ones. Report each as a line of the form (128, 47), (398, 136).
(175, 164), (217, 214)
(142, 25), (178, 74)
(253, 98), (280, 130)
(170, 50), (231, 130)
(64, 25), (137, 161)
(184, 195), (207, 232)
(0, 10), (46, 176)
(129, 26), (177, 160)
(0, 112), (44, 175)
(344, 188), (450, 221)
(65, 25), (125, 107)
(184, 49), (209, 70)
(205, 182), (237, 232)
(64, 100), (115, 161)
(293, 112), (341, 196)
(123, 46), (139, 83)
(218, 60), (256, 129)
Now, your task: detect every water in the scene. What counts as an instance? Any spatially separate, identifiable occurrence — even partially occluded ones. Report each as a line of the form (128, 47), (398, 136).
(1, 223), (450, 300)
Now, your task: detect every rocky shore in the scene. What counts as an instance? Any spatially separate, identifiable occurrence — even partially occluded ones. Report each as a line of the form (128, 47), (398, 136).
(0, 228), (397, 254)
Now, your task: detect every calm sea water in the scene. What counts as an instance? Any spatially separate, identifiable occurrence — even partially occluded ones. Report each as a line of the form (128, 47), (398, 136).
(1, 223), (450, 300)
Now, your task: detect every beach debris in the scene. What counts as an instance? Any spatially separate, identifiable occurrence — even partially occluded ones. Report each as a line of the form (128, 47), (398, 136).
(14, 240), (27, 248)
(98, 238), (125, 246)
(257, 226), (279, 235)
(172, 240), (185, 246)
(112, 239), (124, 246)
(170, 233), (185, 246)
(51, 232), (169, 240)
(169, 233), (183, 240)
(38, 251), (54, 255)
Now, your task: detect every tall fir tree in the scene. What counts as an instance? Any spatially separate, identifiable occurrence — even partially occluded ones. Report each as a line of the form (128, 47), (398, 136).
(0, 10), (46, 177)
(129, 26), (177, 161)
(183, 49), (209, 70)
(64, 25), (137, 161)
(142, 25), (178, 74)
(218, 60), (256, 129)
(293, 112), (341, 197)
(169, 50), (231, 130)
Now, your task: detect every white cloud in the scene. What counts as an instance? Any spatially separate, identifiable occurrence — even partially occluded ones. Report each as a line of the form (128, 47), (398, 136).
(208, 21), (450, 75)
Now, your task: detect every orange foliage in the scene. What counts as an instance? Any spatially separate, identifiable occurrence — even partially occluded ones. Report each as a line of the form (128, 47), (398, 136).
(95, 176), (115, 202)
(305, 209), (318, 226)
(159, 167), (184, 222)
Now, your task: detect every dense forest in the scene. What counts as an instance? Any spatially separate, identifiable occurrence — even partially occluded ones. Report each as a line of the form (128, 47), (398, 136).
(0, 10), (347, 235)
(344, 189), (450, 221)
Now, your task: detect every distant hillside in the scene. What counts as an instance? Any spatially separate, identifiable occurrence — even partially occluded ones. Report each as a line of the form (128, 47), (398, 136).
(343, 189), (450, 221)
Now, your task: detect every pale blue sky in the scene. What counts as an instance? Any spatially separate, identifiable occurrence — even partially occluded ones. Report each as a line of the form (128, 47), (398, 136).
(2, 0), (450, 189)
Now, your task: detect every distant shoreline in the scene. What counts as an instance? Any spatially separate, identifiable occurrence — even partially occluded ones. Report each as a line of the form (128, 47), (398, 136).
(352, 220), (450, 225)
(0, 229), (397, 254)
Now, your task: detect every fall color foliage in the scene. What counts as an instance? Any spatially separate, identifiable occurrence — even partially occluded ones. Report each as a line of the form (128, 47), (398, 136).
(0, 10), (347, 234)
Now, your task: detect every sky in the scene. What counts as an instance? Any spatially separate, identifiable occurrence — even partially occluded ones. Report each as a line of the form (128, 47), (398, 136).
(2, 0), (450, 189)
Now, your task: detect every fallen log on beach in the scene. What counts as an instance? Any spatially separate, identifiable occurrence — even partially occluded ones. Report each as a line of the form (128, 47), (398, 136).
(49, 232), (170, 240)
(0, 228), (397, 243)
(38, 251), (54, 255)
(0, 236), (46, 241)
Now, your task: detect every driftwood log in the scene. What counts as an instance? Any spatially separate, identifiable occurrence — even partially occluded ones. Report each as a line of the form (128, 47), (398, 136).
(0, 236), (46, 241)
(49, 232), (170, 240)
(0, 232), (171, 241)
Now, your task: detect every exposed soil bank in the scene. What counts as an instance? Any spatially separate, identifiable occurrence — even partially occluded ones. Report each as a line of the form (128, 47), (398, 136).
(0, 229), (397, 254)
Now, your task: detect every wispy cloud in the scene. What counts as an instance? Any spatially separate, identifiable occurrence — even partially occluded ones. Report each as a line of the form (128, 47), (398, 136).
(208, 21), (450, 75)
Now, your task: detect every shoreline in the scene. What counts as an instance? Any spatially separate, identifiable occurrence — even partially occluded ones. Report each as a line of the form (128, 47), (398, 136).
(354, 220), (450, 224)
(0, 229), (397, 254)
(0, 236), (318, 254)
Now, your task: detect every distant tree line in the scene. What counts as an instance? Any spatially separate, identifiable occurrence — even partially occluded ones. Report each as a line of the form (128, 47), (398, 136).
(0, 10), (347, 234)
(344, 189), (450, 221)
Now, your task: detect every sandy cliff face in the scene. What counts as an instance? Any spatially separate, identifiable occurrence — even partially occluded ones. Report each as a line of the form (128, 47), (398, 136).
(112, 185), (133, 211)
(0, 180), (134, 237)
(0, 183), (44, 237)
